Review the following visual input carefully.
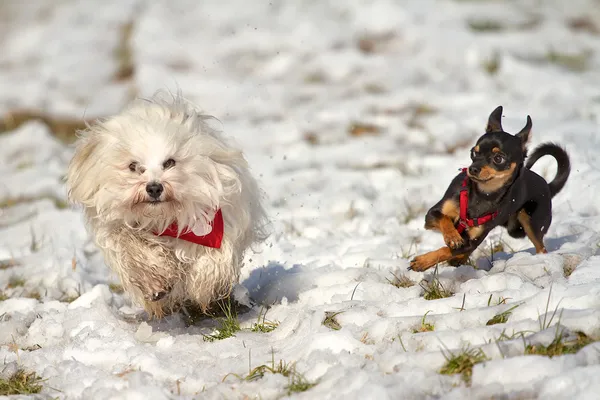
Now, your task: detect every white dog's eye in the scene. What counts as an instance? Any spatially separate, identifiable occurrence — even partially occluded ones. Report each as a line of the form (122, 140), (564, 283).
(129, 162), (138, 172)
(163, 158), (176, 169)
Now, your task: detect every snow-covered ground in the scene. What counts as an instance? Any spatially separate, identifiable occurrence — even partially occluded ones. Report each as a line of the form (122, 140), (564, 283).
(2, 0), (600, 398)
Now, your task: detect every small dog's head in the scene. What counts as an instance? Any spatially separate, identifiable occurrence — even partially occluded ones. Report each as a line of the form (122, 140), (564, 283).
(66, 92), (247, 232)
(467, 106), (532, 193)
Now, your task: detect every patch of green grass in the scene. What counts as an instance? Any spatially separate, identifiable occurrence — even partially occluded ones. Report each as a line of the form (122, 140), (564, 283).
(0, 369), (44, 395)
(249, 360), (293, 381)
(304, 71), (327, 84)
(348, 122), (381, 137)
(322, 311), (344, 331)
(0, 259), (18, 270)
(25, 291), (41, 301)
(412, 311), (434, 333)
(0, 291), (8, 301)
(468, 19), (504, 32)
(387, 272), (415, 288)
(0, 196), (68, 210)
(250, 307), (279, 333)
(15, 161), (34, 170)
(114, 21), (135, 81)
(525, 331), (594, 358)
(224, 353), (316, 395)
(440, 346), (488, 386)
(7, 276), (25, 289)
(482, 52), (501, 75)
(108, 283), (124, 294)
(286, 369), (317, 395)
(486, 305), (520, 326)
(54, 199), (68, 209)
(420, 268), (453, 300)
(546, 50), (590, 72)
(203, 299), (241, 342)
(363, 82), (387, 94)
(61, 294), (79, 303)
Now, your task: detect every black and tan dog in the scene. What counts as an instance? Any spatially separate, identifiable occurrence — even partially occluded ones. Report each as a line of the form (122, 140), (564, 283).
(409, 106), (571, 272)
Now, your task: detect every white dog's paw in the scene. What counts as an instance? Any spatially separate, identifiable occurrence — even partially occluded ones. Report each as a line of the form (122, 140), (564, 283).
(150, 290), (169, 302)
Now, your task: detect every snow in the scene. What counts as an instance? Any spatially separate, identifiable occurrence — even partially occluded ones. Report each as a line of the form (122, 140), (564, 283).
(1, 0), (600, 398)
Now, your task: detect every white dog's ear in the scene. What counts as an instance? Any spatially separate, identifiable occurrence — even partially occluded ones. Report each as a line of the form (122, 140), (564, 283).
(66, 131), (102, 205)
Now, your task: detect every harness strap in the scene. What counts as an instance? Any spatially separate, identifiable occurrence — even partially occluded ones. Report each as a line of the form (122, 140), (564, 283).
(455, 168), (498, 234)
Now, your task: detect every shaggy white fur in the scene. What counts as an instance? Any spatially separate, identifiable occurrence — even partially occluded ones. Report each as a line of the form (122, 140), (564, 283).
(66, 91), (268, 317)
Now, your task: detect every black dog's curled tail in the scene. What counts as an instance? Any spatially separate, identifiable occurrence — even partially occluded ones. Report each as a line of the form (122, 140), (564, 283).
(525, 142), (571, 197)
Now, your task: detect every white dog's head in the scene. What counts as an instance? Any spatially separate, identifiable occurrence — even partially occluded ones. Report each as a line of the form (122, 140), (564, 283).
(67, 92), (253, 235)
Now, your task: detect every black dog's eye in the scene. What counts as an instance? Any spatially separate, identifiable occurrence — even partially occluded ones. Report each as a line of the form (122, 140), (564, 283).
(471, 149), (477, 159)
(163, 158), (176, 169)
(129, 162), (138, 172)
(493, 154), (505, 164)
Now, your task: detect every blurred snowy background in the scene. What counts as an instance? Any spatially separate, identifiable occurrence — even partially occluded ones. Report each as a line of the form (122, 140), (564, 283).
(1, 0), (600, 399)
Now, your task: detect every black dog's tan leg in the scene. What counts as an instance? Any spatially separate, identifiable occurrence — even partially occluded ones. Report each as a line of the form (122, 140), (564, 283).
(439, 216), (464, 249)
(424, 200), (464, 249)
(409, 247), (454, 272)
(517, 209), (547, 254)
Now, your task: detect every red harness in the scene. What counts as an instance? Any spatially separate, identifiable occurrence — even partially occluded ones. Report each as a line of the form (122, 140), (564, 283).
(456, 168), (498, 234)
(154, 209), (224, 249)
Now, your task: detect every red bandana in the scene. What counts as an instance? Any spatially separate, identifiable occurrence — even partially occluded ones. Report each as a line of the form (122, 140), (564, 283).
(455, 168), (498, 234)
(154, 209), (224, 248)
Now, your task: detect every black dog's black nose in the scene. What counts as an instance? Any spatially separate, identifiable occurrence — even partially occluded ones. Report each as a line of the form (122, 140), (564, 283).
(468, 166), (480, 176)
(146, 182), (164, 199)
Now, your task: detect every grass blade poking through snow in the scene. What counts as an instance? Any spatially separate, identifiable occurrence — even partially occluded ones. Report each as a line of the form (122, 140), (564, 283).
(486, 304), (520, 326)
(251, 307), (279, 333)
(0, 369), (44, 395)
(420, 267), (453, 300)
(412, 311), (435, 333)
(323, 311), (344, 330)
(525, 331), (595, 358)
(203, 298), (241, 342)
(223, 350), (316, 395)
(387, 272), (415, 288)
(440, 346), (488, 386)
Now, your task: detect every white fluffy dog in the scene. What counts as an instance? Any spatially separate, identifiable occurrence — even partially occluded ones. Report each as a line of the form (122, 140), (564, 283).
(66, 92), (268, 318)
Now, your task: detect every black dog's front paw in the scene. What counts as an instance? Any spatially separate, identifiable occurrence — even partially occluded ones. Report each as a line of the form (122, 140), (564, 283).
(443, 230), (465, 249)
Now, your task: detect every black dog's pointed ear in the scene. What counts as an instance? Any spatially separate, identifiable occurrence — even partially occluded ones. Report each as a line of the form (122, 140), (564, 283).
(486, 106), (503, 132)
(516, 115), (532, 150)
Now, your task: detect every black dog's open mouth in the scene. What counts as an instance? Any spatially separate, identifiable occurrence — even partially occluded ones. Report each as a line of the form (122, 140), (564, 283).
(467, 174), (493, 182)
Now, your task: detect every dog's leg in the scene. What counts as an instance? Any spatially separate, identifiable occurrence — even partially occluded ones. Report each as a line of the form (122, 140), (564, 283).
(184, 240), (240, 312)
(410, 225), (490, 271)
(505, 213), (526, 238)
(409, 247), (454, 272)
(105, 229), (183, 317)
(517, 209), (547, 254)
(425, 200), (464, 249)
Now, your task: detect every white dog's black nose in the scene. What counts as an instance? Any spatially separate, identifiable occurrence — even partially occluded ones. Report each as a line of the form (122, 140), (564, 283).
(146, 182), (164, 199)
